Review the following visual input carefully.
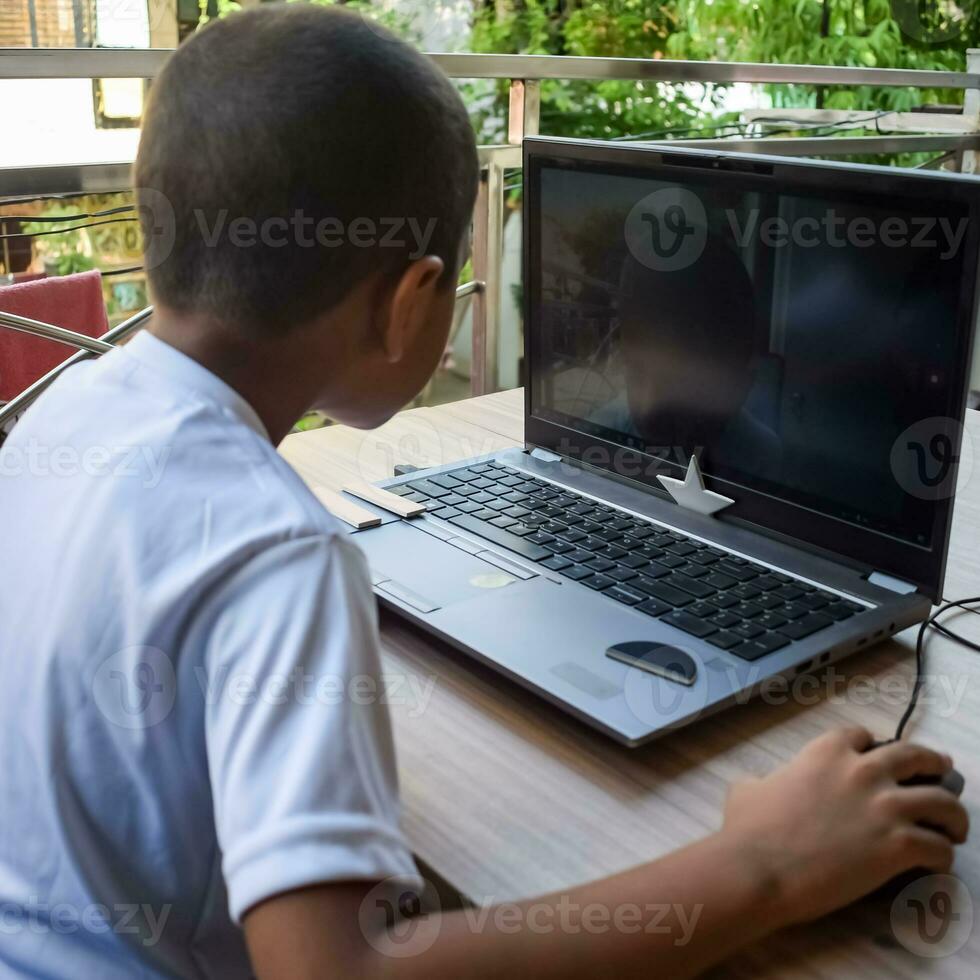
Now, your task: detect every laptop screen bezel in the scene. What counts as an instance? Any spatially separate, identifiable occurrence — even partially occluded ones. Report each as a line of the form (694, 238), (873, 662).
(522, 137), (980, 601)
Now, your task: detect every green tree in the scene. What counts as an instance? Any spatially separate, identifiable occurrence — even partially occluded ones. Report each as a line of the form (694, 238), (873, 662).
(669, 0), (979, 111)
(468, 1), (728, 143)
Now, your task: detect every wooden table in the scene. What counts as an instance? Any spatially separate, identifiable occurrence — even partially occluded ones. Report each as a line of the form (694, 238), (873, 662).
(280, 389), (980, 978)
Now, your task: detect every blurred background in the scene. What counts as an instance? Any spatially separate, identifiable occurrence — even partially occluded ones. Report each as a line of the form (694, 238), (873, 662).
(2, 0), (979, 415)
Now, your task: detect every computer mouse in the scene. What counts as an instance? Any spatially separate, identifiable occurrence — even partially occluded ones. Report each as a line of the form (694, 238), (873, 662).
(864, 740), (965, 897)
(865, 740), (965, 797)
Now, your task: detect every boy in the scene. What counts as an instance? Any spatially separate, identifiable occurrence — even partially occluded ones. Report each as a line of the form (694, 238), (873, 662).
(0, 6), (967, 978)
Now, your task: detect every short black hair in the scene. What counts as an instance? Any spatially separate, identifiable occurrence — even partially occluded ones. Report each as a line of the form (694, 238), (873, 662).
(135, 4), (479, 334)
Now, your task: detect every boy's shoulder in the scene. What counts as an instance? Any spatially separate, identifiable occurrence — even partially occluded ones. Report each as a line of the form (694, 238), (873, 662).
(5, 334), (348, 550)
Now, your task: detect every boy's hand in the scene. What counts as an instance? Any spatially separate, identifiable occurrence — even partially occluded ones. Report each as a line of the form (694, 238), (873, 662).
(722, 726), (969, 927)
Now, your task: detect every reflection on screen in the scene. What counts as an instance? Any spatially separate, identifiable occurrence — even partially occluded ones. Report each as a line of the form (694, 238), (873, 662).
(531, 164), (970, 546)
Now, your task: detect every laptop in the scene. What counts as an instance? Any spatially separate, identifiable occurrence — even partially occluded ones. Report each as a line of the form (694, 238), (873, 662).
(346, 137), (980, 746)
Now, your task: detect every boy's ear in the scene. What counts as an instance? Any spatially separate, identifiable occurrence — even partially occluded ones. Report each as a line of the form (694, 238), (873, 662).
(380, 256), (447, 363)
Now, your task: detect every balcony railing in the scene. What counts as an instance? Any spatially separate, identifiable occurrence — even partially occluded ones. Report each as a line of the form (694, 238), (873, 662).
(2, 47), (980, 420)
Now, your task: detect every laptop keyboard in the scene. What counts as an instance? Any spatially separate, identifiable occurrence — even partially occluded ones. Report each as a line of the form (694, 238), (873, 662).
(389, 462), (866, 663)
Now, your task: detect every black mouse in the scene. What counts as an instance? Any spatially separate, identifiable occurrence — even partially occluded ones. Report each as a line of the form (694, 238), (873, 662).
(863, 741), (966, 896)
(865, 739), (965, 797)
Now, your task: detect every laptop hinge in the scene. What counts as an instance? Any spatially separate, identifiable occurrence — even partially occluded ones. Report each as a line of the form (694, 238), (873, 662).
(529, 447), (562, 463)
(867, 571), (919, 595)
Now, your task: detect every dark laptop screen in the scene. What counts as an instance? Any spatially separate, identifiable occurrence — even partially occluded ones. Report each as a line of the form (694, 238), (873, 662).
(529, 160), (973, 549)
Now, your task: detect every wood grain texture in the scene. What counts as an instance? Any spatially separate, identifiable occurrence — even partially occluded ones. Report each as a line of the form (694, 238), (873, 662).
(279, 391), (980, 978)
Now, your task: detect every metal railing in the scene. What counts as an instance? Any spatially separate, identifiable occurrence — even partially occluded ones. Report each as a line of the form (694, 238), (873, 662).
(3, 47), (980, 402)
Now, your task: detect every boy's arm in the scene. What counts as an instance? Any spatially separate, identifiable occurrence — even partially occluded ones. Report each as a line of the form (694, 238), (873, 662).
(244, 729), (968, 980)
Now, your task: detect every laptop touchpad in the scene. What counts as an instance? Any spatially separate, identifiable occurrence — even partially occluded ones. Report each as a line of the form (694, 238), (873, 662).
(356, 520), (537, 611)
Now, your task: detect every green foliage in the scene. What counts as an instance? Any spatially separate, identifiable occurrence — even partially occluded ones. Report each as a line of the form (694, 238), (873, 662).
(206, 1), (979, 161)
(197, 0), (241, 26)
(467, 1), (729, 143)
(21, 207), (97, 277)
(669, 0), (979, 111)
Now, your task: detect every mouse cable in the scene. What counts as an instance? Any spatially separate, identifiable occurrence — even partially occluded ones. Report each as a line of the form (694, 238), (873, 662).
(894, 595), (980, 741)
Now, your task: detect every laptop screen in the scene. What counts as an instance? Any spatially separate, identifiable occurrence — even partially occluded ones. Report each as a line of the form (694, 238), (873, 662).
(529, 158), (974, 550)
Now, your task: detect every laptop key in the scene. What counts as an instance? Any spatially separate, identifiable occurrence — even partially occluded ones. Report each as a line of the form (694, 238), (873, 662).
(688, 550), (721, 566)
(664, 542), (698, 557)
(525, 531), (555, 546)
(619, 554), (651, 570)
(755, 611), (789, 631)
(605, 585), (646, 606)
(664, 573), (714, 599)
(800, 594), (830, 611)
(608, 567), (638, 582)
(676, 562), (709, 579)
(429, 475), (463, 490)
(409, 479), (450, 499)
(732, 601), (763, 619)
(594, 544), (627, 561)
(706, 630), (743, 650)
(593, 527), (624, 542)
(715, 562), (757, 582)
(431, 506), (461, 519)
(730, 583), (761, 601)
(627, 524), (657, 540)
(585, 557), (615, 573)
(708, 610), (740, 628)
(540, 555), (572, 572)
(490, 515), (517, 529)
(662, 610), (717, 638)
(708, 593), (740, 610)
(446, 515), (551, 560)
(685, 601), (717, 618)
(755, 594), (784, 610)
(562, 565), (594, 581)
(703, 571), (737, 590)
(779, 601), (811, 620)
(730, 633), (790, 661)
(772, 585), (804, 602)
(582, 574), (615, 591)
(775, 613), (834, 640)
(636, 597), (672, 618)
(641, 581), (693, 608)
(543, 540), (574, 555)
(732, 621), (765, 639)
(824, 601), (858, 620)
(582, 536), (609, 552)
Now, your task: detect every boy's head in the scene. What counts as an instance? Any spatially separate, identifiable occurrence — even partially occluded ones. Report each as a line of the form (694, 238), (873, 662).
(135, 4), (479, 426)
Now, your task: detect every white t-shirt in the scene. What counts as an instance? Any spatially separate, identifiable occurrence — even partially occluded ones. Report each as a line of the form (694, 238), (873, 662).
(0, 331), (418, 978)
